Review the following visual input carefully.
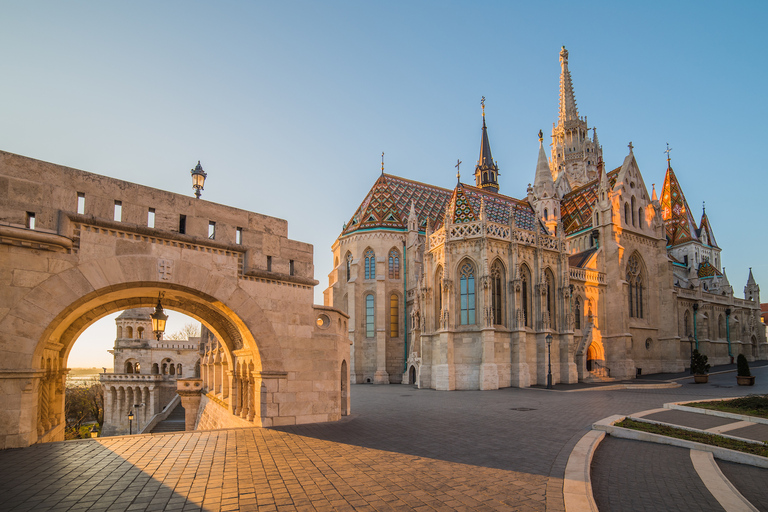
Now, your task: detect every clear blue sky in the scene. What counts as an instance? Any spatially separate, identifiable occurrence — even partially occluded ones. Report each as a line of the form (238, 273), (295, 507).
(3, 2), (765, 367)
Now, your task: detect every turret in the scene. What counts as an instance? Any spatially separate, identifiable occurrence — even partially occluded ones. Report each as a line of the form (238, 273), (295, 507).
(745, 268), (760, 303)
(532, 130), (559, 235)
(474, 97), (500, 193)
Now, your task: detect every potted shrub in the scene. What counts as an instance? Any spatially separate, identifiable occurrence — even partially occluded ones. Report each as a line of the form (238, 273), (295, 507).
(691, 349), (710, 383)
(736, 353), (755, 386)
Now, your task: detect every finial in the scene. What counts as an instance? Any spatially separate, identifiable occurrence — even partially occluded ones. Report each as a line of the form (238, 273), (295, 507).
(702, 201), (706, 214)
(664, 143), (673, 167)
(481, 96), (485, 117)
(455, 159), (462, 184)
(628, 141), (634, 152)
(652, 183), (657, 201)
(538, 129), (543, 143)
(560, 46), (568, 62)
(381, 152), (384, 175)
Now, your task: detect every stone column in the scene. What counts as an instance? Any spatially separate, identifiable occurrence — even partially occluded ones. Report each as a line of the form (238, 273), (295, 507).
(176, 378), (203, 431)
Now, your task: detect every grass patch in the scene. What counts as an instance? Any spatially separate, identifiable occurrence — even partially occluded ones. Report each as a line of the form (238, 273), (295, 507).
(685, 395), (768, 420)
(616, 418), (768, 457)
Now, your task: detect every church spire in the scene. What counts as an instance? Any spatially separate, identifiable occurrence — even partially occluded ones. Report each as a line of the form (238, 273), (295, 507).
(558, 46), (579, 124)
(474, 96), (500, 193)
(533, 130), (555, 198)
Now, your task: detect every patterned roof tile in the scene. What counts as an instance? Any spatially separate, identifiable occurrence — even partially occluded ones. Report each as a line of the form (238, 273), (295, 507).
(560, 167), (620, 235)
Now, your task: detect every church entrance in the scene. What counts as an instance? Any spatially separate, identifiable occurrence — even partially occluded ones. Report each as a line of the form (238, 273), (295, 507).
(409, 365), (416, 385)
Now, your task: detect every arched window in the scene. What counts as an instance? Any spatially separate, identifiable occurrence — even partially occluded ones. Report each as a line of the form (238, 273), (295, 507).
(624, 203), (630, 225)
(638, 208), (643, 229)
(459, 261), (476, 325)
(626, 254), (643, 318)
(718, 314), (725, 339)
(594, 211), (599, 226)
(152, 363), (159, 374)
(521, 265), (531, 328)
(177, 363), (182, 376)
(575, 297), (581, 330)
(435, 266), (443, 331)
(365, 294), (374, 338)
(117, 326), (123, 339)
(491, 261), (504, 326)
(390, 294), (399, 337)
(631, 196), (636, 226)
(388, 249), (400, 279)
(134, 362), (140, 373)
(544, 208), (548, 220)
(545, 269), (556, 330)
(684, 310), (691, 337)
(346, 253), (352, 282)
(170, 364), (176, 376)
(137, 327), (144, 339)
(364, 249), (375, 280)
(125, 361), (134, 373)
(126, 326), (133, 338)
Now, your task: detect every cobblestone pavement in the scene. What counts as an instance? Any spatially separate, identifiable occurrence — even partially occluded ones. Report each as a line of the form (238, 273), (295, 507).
(716, 460), (768, 512)
(0, 364), (765, 511)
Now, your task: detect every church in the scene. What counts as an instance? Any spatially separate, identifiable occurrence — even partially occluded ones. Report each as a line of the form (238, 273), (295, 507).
(323, 47), (766, 390)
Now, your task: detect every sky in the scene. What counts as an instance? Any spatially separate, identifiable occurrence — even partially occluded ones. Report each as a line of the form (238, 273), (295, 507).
(2, 2), (766, 367)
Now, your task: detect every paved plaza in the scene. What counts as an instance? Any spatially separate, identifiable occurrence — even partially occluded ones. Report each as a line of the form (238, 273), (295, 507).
(0, 365), (766, 511)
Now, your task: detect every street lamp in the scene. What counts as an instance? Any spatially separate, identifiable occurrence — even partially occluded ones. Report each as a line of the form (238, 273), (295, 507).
(191, 161), (207, 199)
(546, 333), (553, 389)
(89, 425), (99, 438)
(151, 294), (168, 341)
(128, 410), (134, 435)
(687, 333), (694, 375)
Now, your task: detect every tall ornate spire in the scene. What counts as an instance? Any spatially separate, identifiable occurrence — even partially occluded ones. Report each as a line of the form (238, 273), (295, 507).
(558, 46), (579, 124)
(550, 47), (601, 188)
(474, 96), (500, 193)
(533, 130), (555, 198)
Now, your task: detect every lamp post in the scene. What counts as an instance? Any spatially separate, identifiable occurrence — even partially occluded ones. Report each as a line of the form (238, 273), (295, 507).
(687, 333), (694, 375)
(151, 294), (168, 341)
(725, 308), (732, 364)
(89, 425), (99, 438)
(546, 333), (553, 389)
(191, 161), (207, 199)
(128, 410), (134, 435)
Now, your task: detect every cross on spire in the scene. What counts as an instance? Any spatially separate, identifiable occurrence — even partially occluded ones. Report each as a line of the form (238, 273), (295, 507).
(628, 141), (633, 152)
(381, 152), (384, 175)
(481, 96), (485, 117)
(455, 159), (462, 183)
(664, 143), (673, 167)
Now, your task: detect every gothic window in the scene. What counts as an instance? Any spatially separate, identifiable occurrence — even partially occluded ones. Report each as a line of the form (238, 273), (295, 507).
(684, 310), (691, 337)
(545, 269), (556, 330)
(388, 249), (400, 279)
(544, 208), (548, 220)
(390, 294), (399, 337)
(365, 295), (375, 338)
(346, 253), (352, 282)
(177, 364), (182, 376)
(137, 327), (144, 339)
(459, 261), (476, 325)
(521, 264), (531, 328)
(718, 314), (725, 339)
(435, 266), (443, 331)
(491, 261), (504, 326)
(626, 254), (644, 318)
(638, 208), (644, 229)
(126, 326), (133, 338)
(624, 203), (630, 225)
(631, 196), (636, 226)
(364, 249), (375, 280)
(575, 297), (581, 330)
(594, 212), (599, 226)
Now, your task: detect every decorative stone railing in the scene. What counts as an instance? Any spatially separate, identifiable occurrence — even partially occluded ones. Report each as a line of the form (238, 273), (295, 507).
(100, 373), (165, 383)
(569, 268), (606, 285)
(428, 221), (562, 251)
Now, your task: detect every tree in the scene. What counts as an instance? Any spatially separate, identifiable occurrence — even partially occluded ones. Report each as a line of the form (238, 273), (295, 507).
(65, 379), (103, 439)
(165, 322), (201, 340)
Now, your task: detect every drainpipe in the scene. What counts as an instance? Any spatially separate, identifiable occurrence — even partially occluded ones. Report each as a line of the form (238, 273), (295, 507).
(726, 308), (732, 363)
(403, 240), (408, 373)
(693, 303), (699, 351)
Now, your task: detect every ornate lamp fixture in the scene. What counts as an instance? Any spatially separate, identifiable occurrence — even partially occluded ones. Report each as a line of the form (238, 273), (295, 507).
(191, 160), (207, 199)
(546, 334), (553, 389)
(150, 294), (169, 341)
(127, 410), (134, 435)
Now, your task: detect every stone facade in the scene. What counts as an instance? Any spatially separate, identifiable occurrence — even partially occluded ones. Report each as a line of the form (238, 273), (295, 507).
(0, 152), (350, 448)
(99, 308), (202, 436)
(324, 48), (766, 390)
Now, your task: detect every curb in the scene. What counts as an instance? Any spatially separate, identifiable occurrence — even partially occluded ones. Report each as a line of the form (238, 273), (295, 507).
(665, 400), (768, 425)
(563, 430), (604, 512)
(593, 416), (768, 468)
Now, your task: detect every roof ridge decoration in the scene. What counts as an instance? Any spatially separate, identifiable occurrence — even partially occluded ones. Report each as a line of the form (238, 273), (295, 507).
(660, 163), (699, 247)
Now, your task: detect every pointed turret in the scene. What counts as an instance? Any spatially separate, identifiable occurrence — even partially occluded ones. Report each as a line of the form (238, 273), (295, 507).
(698, 204), (719, 248)
(659, 156), (699, 247)
(745, 268), (760, 303)
(532, 130), (559, 235)
(474, 97), (500, 193)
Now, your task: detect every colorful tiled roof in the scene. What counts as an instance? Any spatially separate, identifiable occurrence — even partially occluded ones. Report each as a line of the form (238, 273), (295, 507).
(660, 165), (699, 247)
(568, 248), (597, 268)
(450, 185), (477, 223)
(697, 260), (722, 278)
(341, 174), (540, 236)
(560, 167), (620, 235)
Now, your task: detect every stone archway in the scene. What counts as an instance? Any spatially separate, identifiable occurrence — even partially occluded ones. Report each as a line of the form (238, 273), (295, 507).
(0, 151), (351, 448)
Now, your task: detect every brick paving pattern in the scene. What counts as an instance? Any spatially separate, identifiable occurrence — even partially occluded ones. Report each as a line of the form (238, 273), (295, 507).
(0, 364), (764, 511)
(716, 460), (768, 512)
(591, 437), (724, 512)
(641, 409), (736, 430)
(724, 423), (768, 443)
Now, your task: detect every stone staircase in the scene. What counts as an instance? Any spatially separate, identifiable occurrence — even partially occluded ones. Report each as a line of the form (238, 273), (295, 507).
(150, 403), (186, 433)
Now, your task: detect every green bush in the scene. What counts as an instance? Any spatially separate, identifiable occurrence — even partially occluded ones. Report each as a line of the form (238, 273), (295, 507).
(737, 353), (751, 377)
(691, 349), (710, 375)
